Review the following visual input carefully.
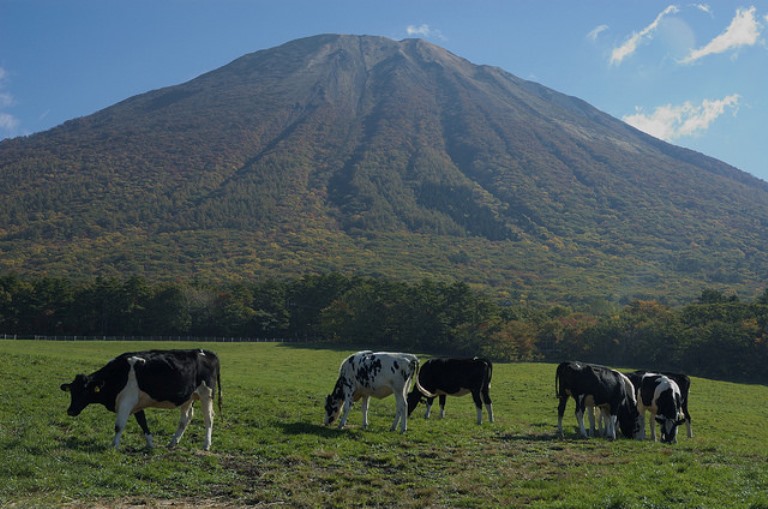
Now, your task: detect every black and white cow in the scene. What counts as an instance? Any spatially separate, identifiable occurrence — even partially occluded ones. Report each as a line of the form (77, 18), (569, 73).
(555, 361), (641, 440)
(324, 351), (419, 433)
(627, 370), (692, 438)
(627, 372), (685, 443)
(60, 349), (221, 450)
(406, 358), (494, 425)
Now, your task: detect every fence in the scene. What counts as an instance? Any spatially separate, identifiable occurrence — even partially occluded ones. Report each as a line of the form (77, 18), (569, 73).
(0, 334), (316, 343)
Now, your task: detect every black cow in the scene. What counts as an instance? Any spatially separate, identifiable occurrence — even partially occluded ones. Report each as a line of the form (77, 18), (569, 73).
(627, 370), (692, 438)
(406, 358), (494, 425)
(555, 361), (641, 440)
(627, 372), (685, 443)
(60, 349), (222, 450)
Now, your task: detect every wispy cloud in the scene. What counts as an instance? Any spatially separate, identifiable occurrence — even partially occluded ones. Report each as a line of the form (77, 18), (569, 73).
(0, 67), (19, 137)
(587, 25), (609, 42)
(680, 6), (761, 63)
(691, 3), (712, 15)
(611, 5), (680, 65)
(623, 94), (740, 141)
(0, 112), (19, 132)
(406, 24), (445, 40)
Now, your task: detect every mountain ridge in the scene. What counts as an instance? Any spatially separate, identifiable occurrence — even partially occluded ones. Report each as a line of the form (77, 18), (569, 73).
(1, 34), (767, 304)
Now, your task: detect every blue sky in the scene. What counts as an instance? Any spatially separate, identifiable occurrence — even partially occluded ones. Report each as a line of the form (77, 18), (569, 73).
(1, 1), (766, 181)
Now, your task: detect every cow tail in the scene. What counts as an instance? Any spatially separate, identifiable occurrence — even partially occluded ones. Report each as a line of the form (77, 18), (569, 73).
(555, 366), (560, 399)
(414, 359), (437, 398)
(216, 359), (223, 419)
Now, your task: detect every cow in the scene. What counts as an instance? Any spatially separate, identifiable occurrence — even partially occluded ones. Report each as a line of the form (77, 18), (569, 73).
(406, 357), (494, 425)
(628, 372), (685, 443)
(324, 351), (419, 433)
(60, 349), (222, 450)
(627, 370), (692, 438)
(555, 361), (641, 440)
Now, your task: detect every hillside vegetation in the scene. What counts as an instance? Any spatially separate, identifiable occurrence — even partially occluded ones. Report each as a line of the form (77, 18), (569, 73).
(3, 274), (768, 383)
(1, 341), (766, 508)
(2, 35), (768, 304)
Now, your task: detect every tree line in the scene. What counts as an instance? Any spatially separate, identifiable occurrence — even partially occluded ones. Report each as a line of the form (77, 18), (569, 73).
(2, 273), (767, 383)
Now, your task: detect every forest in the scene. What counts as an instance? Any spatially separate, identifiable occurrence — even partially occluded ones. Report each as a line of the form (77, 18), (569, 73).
(2, 272), (766, 384)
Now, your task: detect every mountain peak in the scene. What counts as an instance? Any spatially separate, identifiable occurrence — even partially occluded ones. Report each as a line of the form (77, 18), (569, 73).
(1, 34), (767, 303)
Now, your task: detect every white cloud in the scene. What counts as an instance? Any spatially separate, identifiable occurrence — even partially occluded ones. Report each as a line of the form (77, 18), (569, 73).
(623, 94), (740, 141)
(0, 66), (19, 136)
(681, 6), (761, 63)
(0, 92), (13, 108)
(587, 25), (609, 42)
(406, 24), (445, 40)
(691, 3), (712, 15)
(611, 5), (680, 65)
(0, 112), (19, 132)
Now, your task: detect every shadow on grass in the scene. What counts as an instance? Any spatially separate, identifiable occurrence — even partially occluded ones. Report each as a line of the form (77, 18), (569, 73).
(277, 342), (359, 353)
(59, 436), (114, 453)
(276, 420), (349, 438)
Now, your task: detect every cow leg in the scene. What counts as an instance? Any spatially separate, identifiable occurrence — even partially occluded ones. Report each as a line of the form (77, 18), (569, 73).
(586, 403), (597, 437)
(169, 400), (194, 448)
(638, 411), (647, 440)
(481, 386), (494, 423)
(575, 397), (588, 438)
(338, 398), (353, 429)
(113, 394), (139, 449)
(649, 412), (658, 442)
(134, 410), (153, 448)
(556, 396), (568, 438)
(361, 396), (370, 429)
(438, 395), (447, 419)
(596, 408), (605, 436)
(682, 403), (693, 437)
(471, 390), (484, 425)
(392, 390), (407, 433)
(198, 383), (215, 451)
(424, 397), (434, 419)
(602, 408), (617, 440)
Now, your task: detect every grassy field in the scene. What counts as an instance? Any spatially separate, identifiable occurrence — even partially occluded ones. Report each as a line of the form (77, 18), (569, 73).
(0, 340), (767, 508)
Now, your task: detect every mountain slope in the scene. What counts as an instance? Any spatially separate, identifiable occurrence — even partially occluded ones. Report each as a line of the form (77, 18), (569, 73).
(1, 34), (767, 304)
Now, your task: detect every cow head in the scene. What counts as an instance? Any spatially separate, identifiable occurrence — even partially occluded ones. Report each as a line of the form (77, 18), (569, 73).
(406, 389), (425, 416)
(617, 399), (643, 439)
(655, 415), (686, 444)
(60, 374), (105, 416)
(323, 394), (342, 426)
(323, 379), (345, 426)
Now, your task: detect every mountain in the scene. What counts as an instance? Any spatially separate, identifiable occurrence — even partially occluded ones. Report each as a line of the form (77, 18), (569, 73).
(2, 34), (768, 305)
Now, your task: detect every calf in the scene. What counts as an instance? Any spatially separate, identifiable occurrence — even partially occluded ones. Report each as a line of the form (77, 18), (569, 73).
(555, 361), (640, 440)
(629, 372), (685, 443)
(60, 349), (221, 450)
(627, 370), (692, 438)
(406, 357), (494, 424)
(324, 351), (419, 433)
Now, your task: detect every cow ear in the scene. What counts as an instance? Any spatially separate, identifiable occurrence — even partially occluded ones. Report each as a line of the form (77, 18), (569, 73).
(654, 415), (665, 424)
(60, 383), (70, 392)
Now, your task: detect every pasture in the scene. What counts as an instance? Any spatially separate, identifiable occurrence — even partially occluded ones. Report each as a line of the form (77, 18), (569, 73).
(1, 341), (767, 508)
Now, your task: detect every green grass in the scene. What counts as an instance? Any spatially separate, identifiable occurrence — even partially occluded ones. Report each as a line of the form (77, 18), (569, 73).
(1, 341), (767, 508)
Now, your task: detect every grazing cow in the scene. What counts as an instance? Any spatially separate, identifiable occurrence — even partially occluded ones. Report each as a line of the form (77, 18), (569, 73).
(628, 372), (685, 443)
(406, 357), (494, 425)
(555, 361), (641, 440)
(324, 351), (419, 433)
(627, 370), (692, 438)
(60, 349), (222, 450)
